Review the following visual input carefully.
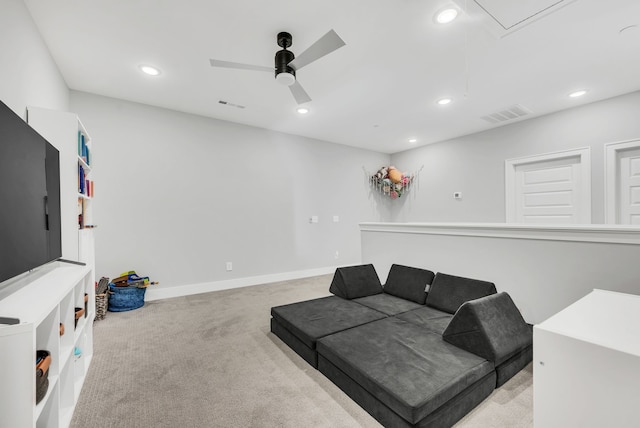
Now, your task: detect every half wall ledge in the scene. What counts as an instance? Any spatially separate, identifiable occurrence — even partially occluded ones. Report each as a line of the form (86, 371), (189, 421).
(359, 222), (640, 245)
(359, 222), (640, 324)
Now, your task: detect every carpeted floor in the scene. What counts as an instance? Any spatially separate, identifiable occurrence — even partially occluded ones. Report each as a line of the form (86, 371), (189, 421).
(71, 275), (533, 427)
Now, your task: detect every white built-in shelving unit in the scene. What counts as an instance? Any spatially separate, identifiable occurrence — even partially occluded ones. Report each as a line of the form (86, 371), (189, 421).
(76, 118), (93, 232)
(0, 263), (95, 428)
(26, 106), (95, 263)
(0, 107), (97, 427)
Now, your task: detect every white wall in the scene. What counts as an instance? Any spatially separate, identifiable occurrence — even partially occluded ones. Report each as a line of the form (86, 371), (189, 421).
(69, 91), (390, 292)
(0, 0), (68, 117)
(361, 223), (640, 324)
(390, 91), (640, 224)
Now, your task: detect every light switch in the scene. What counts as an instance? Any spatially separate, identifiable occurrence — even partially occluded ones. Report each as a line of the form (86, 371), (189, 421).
(333, 215), (339, 223)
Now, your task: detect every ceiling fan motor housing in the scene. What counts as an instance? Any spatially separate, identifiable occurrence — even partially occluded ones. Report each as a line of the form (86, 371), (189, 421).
(275, 32), (295, 85)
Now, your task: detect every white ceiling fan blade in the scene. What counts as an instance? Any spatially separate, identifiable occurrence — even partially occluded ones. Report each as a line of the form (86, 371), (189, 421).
(289, 80), (312, 105)
(209, 59), (272, 73)
(289, 29), (345, 71)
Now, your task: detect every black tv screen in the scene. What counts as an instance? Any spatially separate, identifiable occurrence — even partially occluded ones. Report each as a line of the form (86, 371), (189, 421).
(0, 100), (62, 284)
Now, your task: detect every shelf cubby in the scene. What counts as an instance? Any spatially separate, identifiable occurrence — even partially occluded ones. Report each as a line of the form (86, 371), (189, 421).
(36, 383), (59, 428)
(59, 291), (75, 368)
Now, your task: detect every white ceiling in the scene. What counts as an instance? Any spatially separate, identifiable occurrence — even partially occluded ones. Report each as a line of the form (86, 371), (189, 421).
(23, 0), (640, 154)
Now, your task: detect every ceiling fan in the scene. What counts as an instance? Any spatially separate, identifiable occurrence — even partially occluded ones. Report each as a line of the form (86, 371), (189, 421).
(209, 30), (346, 105)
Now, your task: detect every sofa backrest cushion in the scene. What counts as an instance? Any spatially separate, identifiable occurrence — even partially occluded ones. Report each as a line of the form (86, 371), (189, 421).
(329, 264), (383, 299)
(425, 272), (497, 314)
(442, 292), (532, 366)
(383, 264), (435, 304)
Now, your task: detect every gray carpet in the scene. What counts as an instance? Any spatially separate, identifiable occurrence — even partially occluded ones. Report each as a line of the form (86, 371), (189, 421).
(71, 275), (533, 427)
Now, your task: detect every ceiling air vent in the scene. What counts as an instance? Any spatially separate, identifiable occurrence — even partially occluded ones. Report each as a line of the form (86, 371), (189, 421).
(218, 100), (246, 109)
(480, 104), (532, 124)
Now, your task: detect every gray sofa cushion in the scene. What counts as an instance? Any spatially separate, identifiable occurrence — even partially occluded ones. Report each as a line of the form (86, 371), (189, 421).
(329, 264), (383, 299)
(395, 305), (451, 322)
(383, 264), (435, 304)
(318, 352), (496, 428)
(270, 317), (319, 367)
(396, 307), (453, 335)
(495, 340), (532, 387)
(443, 292), (532, 366)
(425, 273), (497, 314)
(317, 317), (494, 425)
(270, 296), (386, 349)
(354, 293), (424, 316)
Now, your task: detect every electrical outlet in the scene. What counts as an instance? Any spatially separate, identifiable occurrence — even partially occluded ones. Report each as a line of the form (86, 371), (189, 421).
(333, 215), (340, 223)
(226, 262), (233, 271)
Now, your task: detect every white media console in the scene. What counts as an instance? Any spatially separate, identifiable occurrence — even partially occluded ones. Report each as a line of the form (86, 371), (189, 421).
(0, 262), (95, 428)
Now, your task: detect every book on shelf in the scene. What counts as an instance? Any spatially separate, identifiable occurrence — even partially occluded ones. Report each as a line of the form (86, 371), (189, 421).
(77, 197), (84, 229)
(78, 132), (90, 165)
(85, 180), (94, 198)
(78, 163), (85, 194)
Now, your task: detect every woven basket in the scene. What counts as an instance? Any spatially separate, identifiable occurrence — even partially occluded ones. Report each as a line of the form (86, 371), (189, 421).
(74, 307), (85, 328)
(36, 350), (51, 404)
(95, 277), (110, 321)
(95, 292), (109, 320)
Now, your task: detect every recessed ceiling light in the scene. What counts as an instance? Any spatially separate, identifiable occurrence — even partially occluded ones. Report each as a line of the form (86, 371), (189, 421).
(408, 138), (417, 143)
(297, 107), (309, 114)
(139, 65), (161, 76)
(569, 90), (587, 98)
(437, 97), (452, 105)
(435, 8), (459, 24)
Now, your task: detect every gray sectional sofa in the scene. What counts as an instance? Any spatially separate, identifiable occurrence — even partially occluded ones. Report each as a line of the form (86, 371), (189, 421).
(270, 264), (532, 427)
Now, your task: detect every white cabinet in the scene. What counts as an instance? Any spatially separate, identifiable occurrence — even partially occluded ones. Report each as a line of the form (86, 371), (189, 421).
(0, 263), (94, 428)
(533, 289), (640, 428)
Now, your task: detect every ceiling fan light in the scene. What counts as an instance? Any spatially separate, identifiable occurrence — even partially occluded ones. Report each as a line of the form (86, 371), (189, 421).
(276, 71), (296, 86)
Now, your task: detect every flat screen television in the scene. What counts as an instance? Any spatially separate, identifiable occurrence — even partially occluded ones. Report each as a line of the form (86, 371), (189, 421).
(0, 100), (62, 285)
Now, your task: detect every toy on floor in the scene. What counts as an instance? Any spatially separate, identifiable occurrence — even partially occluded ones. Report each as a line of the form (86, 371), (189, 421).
(111, 270), (159, 288)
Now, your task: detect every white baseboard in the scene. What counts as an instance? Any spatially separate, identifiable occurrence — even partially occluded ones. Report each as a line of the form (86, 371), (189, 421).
(145, 265), (343, 301)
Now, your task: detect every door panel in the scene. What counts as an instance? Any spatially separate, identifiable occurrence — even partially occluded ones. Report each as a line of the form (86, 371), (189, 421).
(524, 190), (573, 207)
(515, 158), (581, 223)
(524, 165), (573, 185)
(506, 148), (590, 223)
(619, 148), (640, 224)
